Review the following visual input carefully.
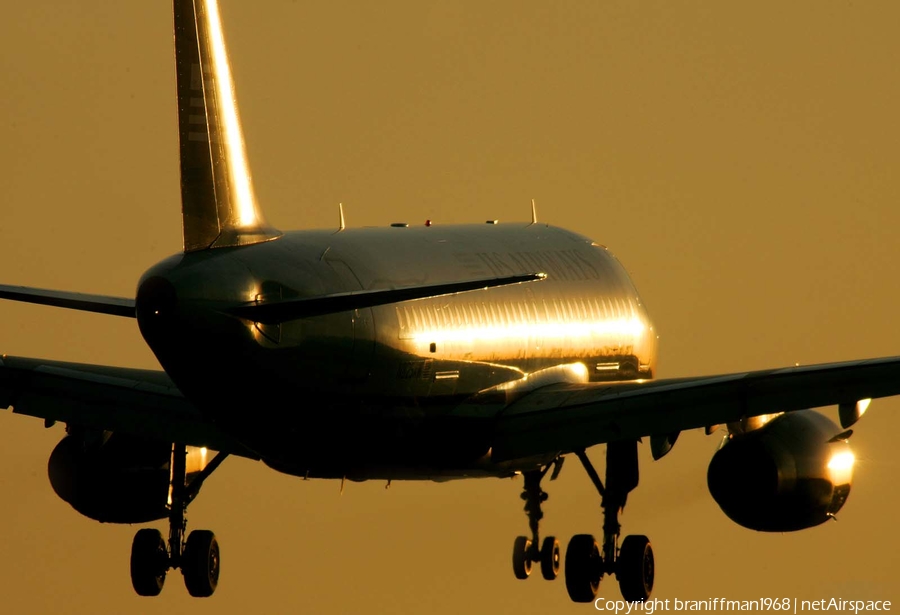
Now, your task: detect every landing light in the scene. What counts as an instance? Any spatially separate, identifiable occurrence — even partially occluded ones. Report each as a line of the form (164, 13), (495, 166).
(827, 450), (855, 486)
(827, 451), (855, 472)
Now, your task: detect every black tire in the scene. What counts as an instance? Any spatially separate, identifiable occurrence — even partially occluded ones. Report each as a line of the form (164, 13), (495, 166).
(617, 535), (654, 602)
(512, 536), (532, 580)
(182, 530), (220, 597)
(540, 536), (560, 580)
(130, 528), (167, 597)
(565, 534), (601, 602)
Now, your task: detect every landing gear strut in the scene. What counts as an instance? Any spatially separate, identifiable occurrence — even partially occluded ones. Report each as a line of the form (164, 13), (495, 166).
(565, 442), (654, 603)
(130, 444), (228, 597)
(511, 460), (562, 581)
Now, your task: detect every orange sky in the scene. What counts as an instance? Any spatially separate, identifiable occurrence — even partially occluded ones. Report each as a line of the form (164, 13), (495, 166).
(1, 2), (898, 613)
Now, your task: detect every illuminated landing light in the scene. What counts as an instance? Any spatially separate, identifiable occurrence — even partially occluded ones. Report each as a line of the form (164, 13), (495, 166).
(828, 451), (855, 472)
(827, 450), (855, 485)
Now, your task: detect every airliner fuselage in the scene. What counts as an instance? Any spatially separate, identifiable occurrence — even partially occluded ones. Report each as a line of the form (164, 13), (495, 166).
(136, 223), (656, 478)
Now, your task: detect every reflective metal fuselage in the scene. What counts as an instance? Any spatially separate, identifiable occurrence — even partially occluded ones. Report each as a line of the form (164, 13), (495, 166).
(136, 223), (657, 479)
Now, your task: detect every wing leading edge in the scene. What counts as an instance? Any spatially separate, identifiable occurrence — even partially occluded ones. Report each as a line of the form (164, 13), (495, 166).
(483, 356), (900, 462)
(0, 284), (135, 317)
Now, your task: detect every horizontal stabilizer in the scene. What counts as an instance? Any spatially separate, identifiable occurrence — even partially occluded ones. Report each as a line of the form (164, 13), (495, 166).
(0, 284), (135, 318)
(230, 273), (546, 324)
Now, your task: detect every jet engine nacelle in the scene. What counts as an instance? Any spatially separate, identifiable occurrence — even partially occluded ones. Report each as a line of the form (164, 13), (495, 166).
(707, 410), (853, 532)
(48, 432), (171, 524)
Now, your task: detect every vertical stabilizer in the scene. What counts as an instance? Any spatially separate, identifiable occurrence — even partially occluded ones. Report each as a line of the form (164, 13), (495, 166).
(174, 0), (281, 252)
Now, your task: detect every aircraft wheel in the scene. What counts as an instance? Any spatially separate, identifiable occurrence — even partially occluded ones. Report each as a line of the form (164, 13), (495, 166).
(512, 536), (533, 579)
(183, 530), (220, 597)
(130, 528), (168, 597)
(540, 536), (560, 580)
(617, 535), (654, 602)
(565, 534), (601, 602)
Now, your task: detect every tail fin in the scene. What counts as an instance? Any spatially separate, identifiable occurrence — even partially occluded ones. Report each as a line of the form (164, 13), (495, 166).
(174, 0), (281, 252)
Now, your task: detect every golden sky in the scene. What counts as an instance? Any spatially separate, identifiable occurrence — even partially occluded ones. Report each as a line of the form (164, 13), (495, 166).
(1, 1), (898, 613)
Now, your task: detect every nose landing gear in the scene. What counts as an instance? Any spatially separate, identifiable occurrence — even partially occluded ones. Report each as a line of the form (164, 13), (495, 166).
(130, 443), (227, 597)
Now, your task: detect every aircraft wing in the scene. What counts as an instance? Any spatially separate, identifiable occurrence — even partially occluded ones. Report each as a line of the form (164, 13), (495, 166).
(0, 284), (135, 317)
(487, 356), (900, 462)
(0, 355), (257, 459)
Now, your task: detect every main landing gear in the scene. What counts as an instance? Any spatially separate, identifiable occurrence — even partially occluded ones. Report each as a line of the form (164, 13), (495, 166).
(511, 442), (654, 603)
(130, 444), (229, 597)
(511, 463), (563, 582)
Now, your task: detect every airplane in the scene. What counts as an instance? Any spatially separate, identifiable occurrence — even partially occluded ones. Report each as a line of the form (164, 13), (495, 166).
(2, 0), (899, 604)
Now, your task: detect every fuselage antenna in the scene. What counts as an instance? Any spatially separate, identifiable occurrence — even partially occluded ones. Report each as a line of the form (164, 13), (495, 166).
(338, 203), (346, 232)
(531, 199), (537, 225)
